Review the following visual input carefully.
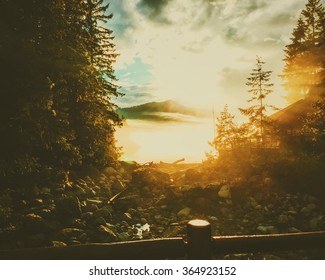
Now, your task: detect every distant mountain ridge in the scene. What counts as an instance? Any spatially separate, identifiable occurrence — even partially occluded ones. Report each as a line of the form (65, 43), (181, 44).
(117, 100), (210, 121)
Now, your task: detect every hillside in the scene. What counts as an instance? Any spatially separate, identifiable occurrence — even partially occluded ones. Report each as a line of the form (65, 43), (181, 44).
(117, 100), (210, 121)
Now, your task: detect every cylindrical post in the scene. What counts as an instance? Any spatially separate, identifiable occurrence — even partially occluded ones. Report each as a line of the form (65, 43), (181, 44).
(187, 219), (212, 259)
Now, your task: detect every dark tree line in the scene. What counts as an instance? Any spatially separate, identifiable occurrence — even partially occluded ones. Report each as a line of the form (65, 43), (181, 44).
(0, 0), (121, 185)
(281, 0), (325, 103)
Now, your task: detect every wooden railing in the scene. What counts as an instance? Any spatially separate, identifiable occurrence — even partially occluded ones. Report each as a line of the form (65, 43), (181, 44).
(1, 219), (325, 260)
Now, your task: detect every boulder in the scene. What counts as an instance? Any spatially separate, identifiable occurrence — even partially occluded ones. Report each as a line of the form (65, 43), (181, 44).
(55, 196), (82, 220)
(93, 208), (112, 222)
(93, 225), (117, 243)
(59, 228), (84, 241)
(185, 168), (201, 182)
(131, 168), (171, 187)
(23, 213), (46, 232)
(218, 185), (231, 199)
(103, 167), (117, 177)
(177, 207), (191, 218)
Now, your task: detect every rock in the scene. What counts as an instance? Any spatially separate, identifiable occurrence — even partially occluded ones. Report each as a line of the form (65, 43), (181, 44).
(131, 168), (171, 187)
(23, 213), (45, 232)
(89, 217), (107, 227)
(83, 203), (99, 213)
(140, 218), (148, 224)
(79, 233), (89, 243)
(51, 241), (67, 247)
(81, 212), (94, 221)
(72, 185), (87, 199)
(123, 212), (133, 222)
(288, 227), (301, 233)
(278, 214), (289, 224)
(300, 203), (316, 215)
(248, 197), (258, 208)
(111, 179), (125, 193)
(93, 208), (112, 222)
(71, 219), (86, 229)
(56, 196), (81, 220)
(93, 225), (117, 243)
(309, 217), (321, 231)
(86, 199), (103, 207)
(185, 168), (201, 182)
(26, 234), (47, 247)
(118, 232), (131, 241)
(218, 185), (231, 199)
(177, 207), (191, 218)
(59, 228), (84, 241)
(257, 225), (278, 234)
(103, 167), (117, 177)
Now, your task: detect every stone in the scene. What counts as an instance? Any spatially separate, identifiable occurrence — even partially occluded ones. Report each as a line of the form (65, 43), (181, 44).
(86, 199), (103, 206)
(118, 232), (131, 241)
(278, 214), (289, 224)
(81, 212), (94, 221)
(123, 212), (133, 222)
(26, 234), (47, 247)
(140, 218), (147, 224)
(185, 168), (201, 182)
(51, 241), (67, 247)
(103, 167), (117, 177)
(288, 227), (301, 233)
(218, 185), (231, 199)
(131, 168), (171, 187)
(79, 233), (89, 243)
(56, 196), (81, 220)
(257, 225), (278, 234)
(23, 213), (45, 232)
(93, 208), (112, 221)
(59, 228), (84, 241)
(93, 225), (117, 243)
(257, 226), (267, 233)
(309, 217), (320, 231)
(72, 185), (87, 199)
(248, 197), (258, 208)
(83, 203), (99, 213)
(177, 207), (191, 218)
(111, 179), (125, 193)
(302, 203), (316, 214)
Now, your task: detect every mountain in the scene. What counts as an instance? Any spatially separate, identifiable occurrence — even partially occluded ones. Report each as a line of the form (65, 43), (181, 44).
(117, 100), (210, 121)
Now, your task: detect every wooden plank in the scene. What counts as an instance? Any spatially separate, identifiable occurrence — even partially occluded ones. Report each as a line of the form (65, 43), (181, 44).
(212, 231), (325, 254)
(0, 238), (186, 260)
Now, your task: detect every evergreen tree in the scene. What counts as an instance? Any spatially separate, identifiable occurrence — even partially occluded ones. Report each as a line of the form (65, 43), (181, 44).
(281, 0), (325, 103)
(0, 0), (121, 184)
(239, 56), (275, 147)
(210, 105), (238, 154)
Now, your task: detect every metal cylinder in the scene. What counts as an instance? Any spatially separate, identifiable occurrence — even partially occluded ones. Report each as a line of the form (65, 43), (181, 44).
(187, 219), (212, 259)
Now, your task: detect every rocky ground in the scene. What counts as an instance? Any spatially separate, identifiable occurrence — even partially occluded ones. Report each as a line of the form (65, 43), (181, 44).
(0, 161), (325, 259)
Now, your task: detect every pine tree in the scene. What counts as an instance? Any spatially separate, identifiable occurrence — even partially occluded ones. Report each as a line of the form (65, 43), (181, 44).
(239, 56), (275, 147)
(281, 0), (325, 103)
(0, 0), (121, 184)
(210, 105), (238, 154)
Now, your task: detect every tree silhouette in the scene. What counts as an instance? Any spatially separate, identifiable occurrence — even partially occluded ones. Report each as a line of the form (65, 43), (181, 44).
(281, 0), (325, 103)
(239, 56), (275, 147)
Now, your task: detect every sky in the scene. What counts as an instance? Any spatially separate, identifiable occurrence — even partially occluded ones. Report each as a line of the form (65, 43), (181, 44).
(106, 0), (314, 116)
(106, 0), (322, 162)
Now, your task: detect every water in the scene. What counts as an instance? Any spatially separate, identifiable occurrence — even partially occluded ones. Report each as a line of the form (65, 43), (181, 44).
(116, 116), (214, 163)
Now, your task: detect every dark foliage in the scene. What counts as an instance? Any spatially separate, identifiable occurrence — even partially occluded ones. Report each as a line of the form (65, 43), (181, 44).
(0, 0), (121, 187)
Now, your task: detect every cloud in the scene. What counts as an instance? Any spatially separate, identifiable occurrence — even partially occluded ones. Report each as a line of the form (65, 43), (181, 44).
(136, 0), (171, 23)
(116, 85), (156, 107)
(109, 0), (308, 114)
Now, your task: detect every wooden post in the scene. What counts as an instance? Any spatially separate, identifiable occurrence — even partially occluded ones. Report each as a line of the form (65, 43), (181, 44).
(187, 219), (212, 259)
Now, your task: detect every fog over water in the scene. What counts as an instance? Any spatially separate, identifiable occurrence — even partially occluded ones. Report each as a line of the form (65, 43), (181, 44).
(116, 115), (214, 163)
